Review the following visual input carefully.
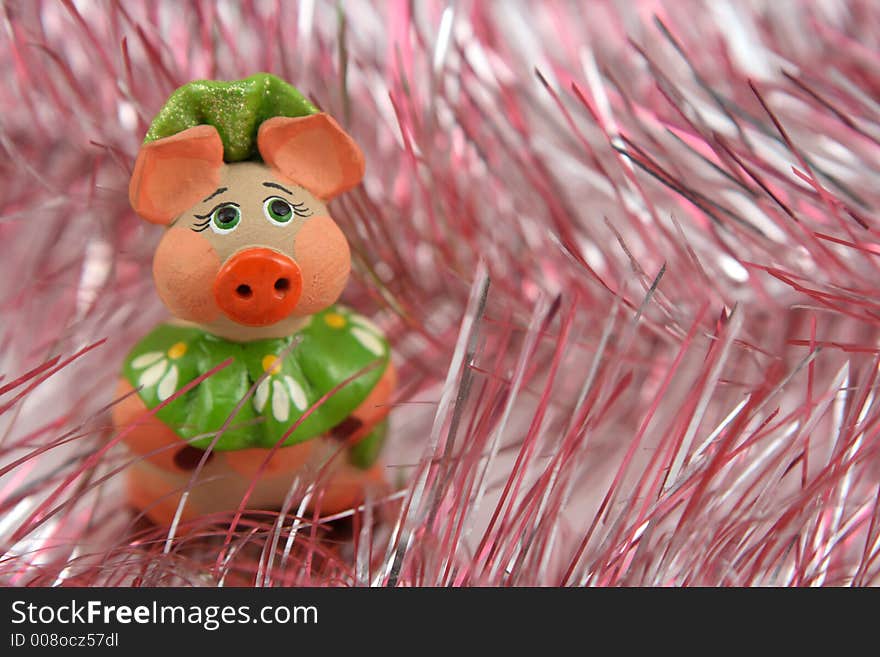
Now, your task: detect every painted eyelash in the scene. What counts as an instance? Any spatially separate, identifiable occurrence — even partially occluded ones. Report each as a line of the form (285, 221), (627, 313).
(191, 217), (211, 232)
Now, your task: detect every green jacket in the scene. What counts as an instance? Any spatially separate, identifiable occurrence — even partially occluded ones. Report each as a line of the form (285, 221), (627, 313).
(122, 305), (390, 461)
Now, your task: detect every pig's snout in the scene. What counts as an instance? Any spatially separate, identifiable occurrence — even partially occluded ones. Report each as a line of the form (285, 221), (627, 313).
(213, 248), (303, 326)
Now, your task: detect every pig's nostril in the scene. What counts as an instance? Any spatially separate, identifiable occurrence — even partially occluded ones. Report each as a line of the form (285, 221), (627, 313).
(274, 278), (290, 294)
(235, 284), (253, 299)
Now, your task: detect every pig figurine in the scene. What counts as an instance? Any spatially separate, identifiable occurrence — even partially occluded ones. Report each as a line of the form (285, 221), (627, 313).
(112, 75), (394, 525)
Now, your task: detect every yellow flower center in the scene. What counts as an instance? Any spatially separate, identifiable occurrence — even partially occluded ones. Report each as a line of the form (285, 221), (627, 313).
(167, 342), (187, 360)
(324, 312), (346, 329)
(262, 354), (282, 375)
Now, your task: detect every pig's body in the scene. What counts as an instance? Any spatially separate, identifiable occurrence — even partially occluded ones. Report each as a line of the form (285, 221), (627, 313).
(113, 360), (395, 525)
(114, 97), (394, 525)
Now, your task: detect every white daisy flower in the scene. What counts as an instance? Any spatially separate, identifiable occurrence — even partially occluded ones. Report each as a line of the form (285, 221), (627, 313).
(254, 378), (270, 412)
(254, 354), (310, 421)
(351, 326), (385, 356)
(130, 341), (188, 401)
(250, 308), (388, 425)
(350, 314), (383, 335)
(322, 309), (387, 357)
(284, 375), (308, 410)
(271, 380), (290, 422)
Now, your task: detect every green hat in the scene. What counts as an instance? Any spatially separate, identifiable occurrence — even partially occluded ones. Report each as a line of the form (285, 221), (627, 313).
(143, 73), (319, 162)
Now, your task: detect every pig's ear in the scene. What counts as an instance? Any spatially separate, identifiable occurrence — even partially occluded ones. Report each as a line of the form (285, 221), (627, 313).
(129, 125), (225, 225)
(257, 114), (364, 200)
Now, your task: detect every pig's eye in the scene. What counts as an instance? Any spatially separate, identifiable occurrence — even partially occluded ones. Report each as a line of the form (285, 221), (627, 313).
(210, 204), (241, 234)
(262, 196), (312, 225)
(263, 197), (294, 225)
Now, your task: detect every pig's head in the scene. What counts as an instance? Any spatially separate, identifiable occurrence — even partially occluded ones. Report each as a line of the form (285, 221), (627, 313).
(129, 114), (364, 341)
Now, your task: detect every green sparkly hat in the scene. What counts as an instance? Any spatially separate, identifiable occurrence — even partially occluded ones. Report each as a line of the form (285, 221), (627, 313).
(144, 73), (319, 162)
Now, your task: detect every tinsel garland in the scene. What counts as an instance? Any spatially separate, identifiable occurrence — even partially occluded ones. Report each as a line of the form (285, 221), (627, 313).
(1, 0), (879, 586)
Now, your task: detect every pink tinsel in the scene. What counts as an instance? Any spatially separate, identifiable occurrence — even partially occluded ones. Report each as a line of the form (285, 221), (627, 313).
(2, 0), (880, 586)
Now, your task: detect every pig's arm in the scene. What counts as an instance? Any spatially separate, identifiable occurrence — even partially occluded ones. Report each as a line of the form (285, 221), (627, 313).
(112, 378), (186, 472)
(330, 362), (397, 444)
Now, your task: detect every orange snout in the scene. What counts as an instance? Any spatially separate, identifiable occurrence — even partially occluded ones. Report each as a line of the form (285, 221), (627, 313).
(213, 248), (302, 326)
